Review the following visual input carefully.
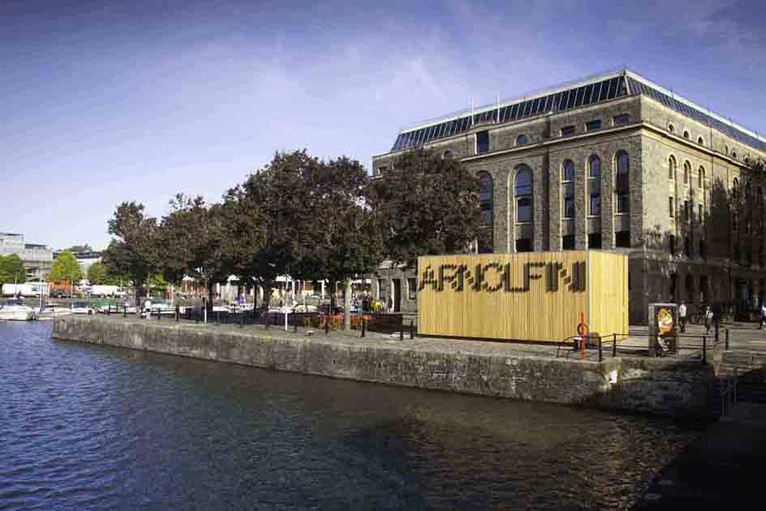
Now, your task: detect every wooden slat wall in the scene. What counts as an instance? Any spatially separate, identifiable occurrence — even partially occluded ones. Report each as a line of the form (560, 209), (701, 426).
(586, 251), (629, 338)
(417, 251), (628, 342)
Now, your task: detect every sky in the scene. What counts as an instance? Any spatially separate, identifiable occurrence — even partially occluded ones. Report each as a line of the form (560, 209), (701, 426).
(1, 0), (765, 250)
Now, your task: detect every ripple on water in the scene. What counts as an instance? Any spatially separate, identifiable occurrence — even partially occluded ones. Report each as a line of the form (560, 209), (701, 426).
(0, 322), (698, 510)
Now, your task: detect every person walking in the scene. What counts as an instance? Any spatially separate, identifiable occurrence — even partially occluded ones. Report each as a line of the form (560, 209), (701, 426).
(678, 301), (687, 333)
(704, 305), (713, 334)
(760, 303), (766, 330)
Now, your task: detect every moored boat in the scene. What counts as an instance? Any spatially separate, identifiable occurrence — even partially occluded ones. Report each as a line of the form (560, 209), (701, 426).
(37, 304), (73, 321)
(0, 299), (37, 321)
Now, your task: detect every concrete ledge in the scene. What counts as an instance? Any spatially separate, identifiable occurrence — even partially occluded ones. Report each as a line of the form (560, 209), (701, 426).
(52, 316), (717, 418)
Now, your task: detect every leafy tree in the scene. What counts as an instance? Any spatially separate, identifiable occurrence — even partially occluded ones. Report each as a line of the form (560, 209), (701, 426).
(87, 261), (126, 286)
(157, 194), (230, 311)
(102, 202), (158, 305)
(47, 250), (83, 284)
(370, 148), (482, 269)
(224, 150), (318, 314)
(292, 156), (383, 329)
(0, 254), (27, 286)
(66, 244), (93, 253)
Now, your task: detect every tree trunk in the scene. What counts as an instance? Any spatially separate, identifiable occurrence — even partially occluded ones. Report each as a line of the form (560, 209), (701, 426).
(343, 279), (351, 331)
(261, 280), (274, 329)
(207, 282), (214, 313)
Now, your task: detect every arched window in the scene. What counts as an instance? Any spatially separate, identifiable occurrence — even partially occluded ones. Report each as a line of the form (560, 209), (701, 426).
(697, 136), (704, 145)
(732, 151), (738, 160)
(615, 152), (630, 213)
(588, 156), (601, 216)
(477, 172), (494, 253)
(516, 134), (528, 146)
(515, 167), (533, 223)
(683, 130), (690, 139)
(443, 150), (454, 159)
(589, 156), (601, 178)
(698, 166), (705, 188)
(683, 161), (690, 185)
(562, 160), (575, 182)
(668, 123), (675, 133)
(668, 156), (676, 180)
(733, 178), (739, 198)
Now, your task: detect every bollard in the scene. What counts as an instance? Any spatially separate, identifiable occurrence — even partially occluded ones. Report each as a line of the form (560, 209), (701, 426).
(175, 305), (180, 322)
(702, 335), (707, 365)
(123, 306), (127, 318)
(361, 319), (366, 338)
(157, 309), (160, 320)
(293, 321), (298, 333)
(598, 336), (603, 363)
(240, 315), (244, 328)
(725, 329), (730, 350)
(612, 333), (617, 358)
(409, 320), (414, 339)
(399, 328), (404, 341)
(324, 320), (329, 335)
(216, 311), (220, 325)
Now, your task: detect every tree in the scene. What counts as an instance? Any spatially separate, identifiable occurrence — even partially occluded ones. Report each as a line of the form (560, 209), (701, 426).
(66, 244), (93, 253)
(87, 261), (125, 286)
(47, 250), (83, 284)
(157, 194), (231, 311)
(292, 156), (383, 329)
(224, 150), (318, 315)
(370, 148), (482, 269)
(102, 202), (158, 305)
(0, 254), (27, 286)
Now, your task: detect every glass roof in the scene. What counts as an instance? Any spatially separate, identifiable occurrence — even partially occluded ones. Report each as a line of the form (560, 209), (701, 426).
(389, 70), (766, 154)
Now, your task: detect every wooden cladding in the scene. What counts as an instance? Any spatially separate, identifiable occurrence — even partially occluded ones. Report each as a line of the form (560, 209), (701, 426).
(417, 251), (628, 342)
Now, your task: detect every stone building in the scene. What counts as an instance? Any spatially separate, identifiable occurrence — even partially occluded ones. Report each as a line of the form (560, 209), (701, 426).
(0, 232), (53, 281)
(371, 69), (766, 324)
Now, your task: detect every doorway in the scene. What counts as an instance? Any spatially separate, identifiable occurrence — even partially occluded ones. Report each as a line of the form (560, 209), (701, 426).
(393, 279), (402, 312)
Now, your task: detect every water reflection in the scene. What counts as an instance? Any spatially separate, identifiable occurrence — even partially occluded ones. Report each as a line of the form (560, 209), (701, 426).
(0, 322), (696, 510)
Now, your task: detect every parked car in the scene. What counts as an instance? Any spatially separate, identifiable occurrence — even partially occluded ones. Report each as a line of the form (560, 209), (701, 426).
(149, 300), (176, 315)
(71, 301), (94, 315)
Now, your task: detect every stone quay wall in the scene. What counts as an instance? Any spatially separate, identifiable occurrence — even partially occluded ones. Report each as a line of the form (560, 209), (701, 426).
(51, 316), (716, 419)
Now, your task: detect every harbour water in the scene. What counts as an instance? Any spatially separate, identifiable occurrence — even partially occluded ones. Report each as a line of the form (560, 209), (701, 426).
(0, 322), (699, 510)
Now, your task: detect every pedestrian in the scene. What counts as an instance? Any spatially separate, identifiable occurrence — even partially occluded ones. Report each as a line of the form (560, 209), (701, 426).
(760, 303), (766, 330)
(704, 305), (713, 334)
(678, 301), (687, 333)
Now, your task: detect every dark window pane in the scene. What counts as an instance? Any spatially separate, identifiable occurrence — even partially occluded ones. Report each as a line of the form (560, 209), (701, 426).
(515, 168), (532, 196)
(590, 194), (601, 216)
(476, 130), (490, 153)
(583, 84), (595, 104)
(561, 125), (575, 137)
(517, 198), (532, 222)
(613, 114), (630, 126)
(588, 232), (602, 249)
(562, 235), (575, 250)
(615, 230), (630, 247)
(590, 156), (601, 178)
(574, 86), (585, 107)
(515, 238), (532, 252)
(566, 89), (577, 108)
(564, 197), (575, 218)
(516, 134), (528, 145)
(586, 119), (602, 131)
(616, 193), (630, 213)
(522, 100), (532, 117)
(562, 160), (575, 181)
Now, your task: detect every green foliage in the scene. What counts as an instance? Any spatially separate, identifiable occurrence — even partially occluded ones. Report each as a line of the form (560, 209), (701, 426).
(0, 254), (27, 286)
(370, 148), (482, 268)
(102, 202), (158, 304)
(66, 244), (93, 253)
(147, 274), (168, 297)
(47, 250), (83, 283)
(87, 261), (126, 286)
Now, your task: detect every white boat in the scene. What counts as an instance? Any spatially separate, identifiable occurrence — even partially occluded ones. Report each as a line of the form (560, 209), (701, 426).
(37, 304), (73, 321)
(0, 299), (37, 321)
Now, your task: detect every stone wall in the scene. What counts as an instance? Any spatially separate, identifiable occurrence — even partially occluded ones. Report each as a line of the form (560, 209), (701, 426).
(52, 316), (716, 419)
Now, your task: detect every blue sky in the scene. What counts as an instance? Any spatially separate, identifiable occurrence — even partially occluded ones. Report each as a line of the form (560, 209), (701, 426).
(1, 0), (765, 250)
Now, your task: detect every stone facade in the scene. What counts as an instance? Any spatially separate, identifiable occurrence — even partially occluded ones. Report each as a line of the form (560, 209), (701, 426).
(0, 232), (53, 281)
(371, 70), (766, 326)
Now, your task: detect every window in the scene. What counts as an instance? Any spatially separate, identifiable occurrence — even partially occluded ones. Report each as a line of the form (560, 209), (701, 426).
(515, 166), (533, 223)
(476, 131), (489, 154)
(697, 136), (704, 145)
(699, 240), (706, 259)
(407, 278), (417, 300)
(588, 232), (602, 249)
(733, 178), (739, 195)
(732, 151), (737, 160)
(615, 152), (630, 213)
(589, 194), (601, 216)
(613, 114), (630, 126)
(562, 160), (575, 182)
(561, 125), (575, 137)
(698, 204), (703, 223)
(669, 234), (676, 255)
(515, 238), (532, 252)
(669, 197), (675, 218)
(378, 166), (388, 175)
(562, 235), (575, 250)
(683, 200), (690, 221)
(585, 119), (602, 131)
(668, 123), (675, 133)
(443, 150), (453, 159)
(589, 156), (601, 178)
(668, 156), (676, 180)
(683, 130), (690, 139)
(516, 134), (528, 145)
(684, 238), (691, 257)
(683, 161), (690, 184)
(563, 196), (575, 218)
(698, 166), (705, 188)
(477, 172), (494, 253)
(615, 230), (630, 248)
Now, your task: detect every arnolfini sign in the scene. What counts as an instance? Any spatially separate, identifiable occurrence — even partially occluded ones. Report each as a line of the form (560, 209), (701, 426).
(417, 251), (628, 342)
